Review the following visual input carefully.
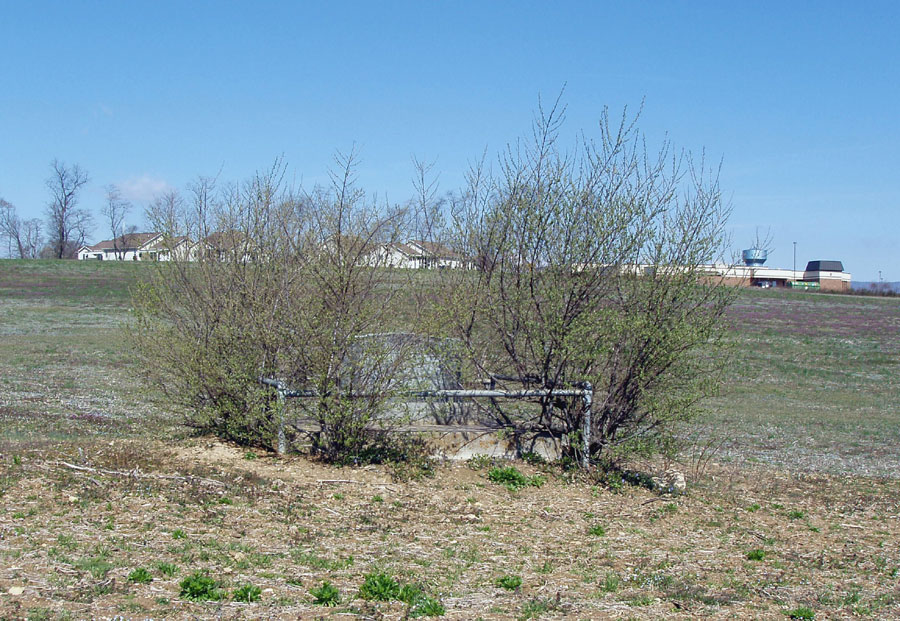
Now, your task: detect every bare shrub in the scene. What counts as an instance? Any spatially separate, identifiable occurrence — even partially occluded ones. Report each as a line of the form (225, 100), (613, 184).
(131, 155), (412, 460)
(425, 98), (736, 465)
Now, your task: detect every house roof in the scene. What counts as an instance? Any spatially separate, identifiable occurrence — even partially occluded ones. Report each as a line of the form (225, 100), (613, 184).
(390, 243), (425, 258)
(88, 232), (161, 252)
(204, 231), (248, 251)
(141, 235), (192, 250)
(408, 240), (461, 260)
(805, 260), (844, 272)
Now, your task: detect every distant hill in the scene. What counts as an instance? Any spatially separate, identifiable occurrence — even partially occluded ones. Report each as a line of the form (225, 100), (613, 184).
(852, 281), (900, 294)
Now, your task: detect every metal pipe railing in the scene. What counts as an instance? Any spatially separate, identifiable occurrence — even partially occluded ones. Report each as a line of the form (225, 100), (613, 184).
(260, 376), (593, 467)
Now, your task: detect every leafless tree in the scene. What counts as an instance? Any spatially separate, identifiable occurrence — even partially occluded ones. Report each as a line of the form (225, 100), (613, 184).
(0, 199), (21, 258)
(21, 219), (43, 258)
(187, 175), (218, 241)
(146, 190), (186, 238)
(750, 226), (774, 252)
(0, 200), (43, 259)
(102, 184), (132, 260)
(46, 160), (92, 259)
(411, 156), (447, 242)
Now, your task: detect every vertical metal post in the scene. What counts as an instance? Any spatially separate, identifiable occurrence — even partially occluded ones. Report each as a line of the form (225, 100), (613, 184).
(581, 382), (592, 469)
(276, 388), (286, 455)
(793, 241), (797, 279)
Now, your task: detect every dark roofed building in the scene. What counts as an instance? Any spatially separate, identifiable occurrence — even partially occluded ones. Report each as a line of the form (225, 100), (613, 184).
(803, 260), (850, 292)
(805, 260), (844, 273)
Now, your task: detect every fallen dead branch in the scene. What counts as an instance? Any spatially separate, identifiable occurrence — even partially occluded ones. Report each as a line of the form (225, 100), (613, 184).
(317, 479), (399, 491)
(55, 461), (225, 487)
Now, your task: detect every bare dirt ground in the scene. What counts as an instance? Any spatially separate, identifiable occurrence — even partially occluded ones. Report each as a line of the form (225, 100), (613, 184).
(1, 438), (899, 620)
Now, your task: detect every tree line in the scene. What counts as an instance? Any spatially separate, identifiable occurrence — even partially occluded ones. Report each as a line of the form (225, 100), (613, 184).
(1, 160), (90, 259)
(0, 159), (147, 260)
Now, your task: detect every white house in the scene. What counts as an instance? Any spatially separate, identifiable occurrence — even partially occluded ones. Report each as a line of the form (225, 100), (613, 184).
(371, 240), (470, 269)
(138, 235), (197, 262)
(77, 232), (163, 261)
(371, 242), (425, 268)
(199, 231), (256, 263)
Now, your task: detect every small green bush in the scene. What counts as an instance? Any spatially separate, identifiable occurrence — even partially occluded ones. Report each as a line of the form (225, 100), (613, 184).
(359, 572), (400, 601)
(172, 529), (187, 540)
(487, 466), (544, 491)
(156, 562), (178, 577)
(842, 590), (860, 605)
(398, 583), (425, 604)
(127, 568), (153, 584)
(393, 582), (444, 616)
(746, 549), (766, 561)
(75, 556), (113, 579)
(495, 574), (522, 590)
(785, 605), (815, 619)
(602, 572), (620, 592)
(310, 581), (341, 606)
(232, 583), (261, 603)
(521, 451), (545, 465)
(595, 466), (657, 492)
(292, 550), (354, 570)
(746, 503), (761, 512)
(488, 466), (528, 489)
(467, 454), (494, 470)
(599, 470), (625, 492)
(179, 572), (223, 601)
(787, 510), (805, 520)
(411, 594), (445, 617)
(588, 524), (606, 537)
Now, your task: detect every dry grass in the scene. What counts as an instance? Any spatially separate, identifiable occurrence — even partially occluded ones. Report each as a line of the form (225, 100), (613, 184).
(1, 440), (899, 619)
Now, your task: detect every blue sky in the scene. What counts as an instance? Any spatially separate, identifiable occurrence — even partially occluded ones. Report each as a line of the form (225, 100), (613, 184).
(1, 1), (897, 280)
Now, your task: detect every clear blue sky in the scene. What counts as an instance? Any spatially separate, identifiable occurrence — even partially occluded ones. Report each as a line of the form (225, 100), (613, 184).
(1, 1), (897, 280)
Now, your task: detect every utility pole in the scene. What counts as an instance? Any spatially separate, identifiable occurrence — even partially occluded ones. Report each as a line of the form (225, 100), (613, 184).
(793, 241), (797, 279)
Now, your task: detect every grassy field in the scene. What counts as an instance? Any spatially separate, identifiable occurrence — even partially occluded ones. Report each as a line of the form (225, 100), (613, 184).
(1, 259), (899, 620)
(706, 289), (900, 476)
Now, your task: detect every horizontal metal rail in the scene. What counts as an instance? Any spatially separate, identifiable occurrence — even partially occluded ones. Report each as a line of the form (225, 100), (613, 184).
(261, 376), (593, 468)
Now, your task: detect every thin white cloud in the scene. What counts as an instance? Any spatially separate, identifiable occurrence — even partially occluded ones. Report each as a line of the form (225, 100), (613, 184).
(118, 174), (173, 203)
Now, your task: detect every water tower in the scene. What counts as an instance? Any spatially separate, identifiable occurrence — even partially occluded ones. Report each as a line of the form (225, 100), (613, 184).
(742, 248), (768, 266)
